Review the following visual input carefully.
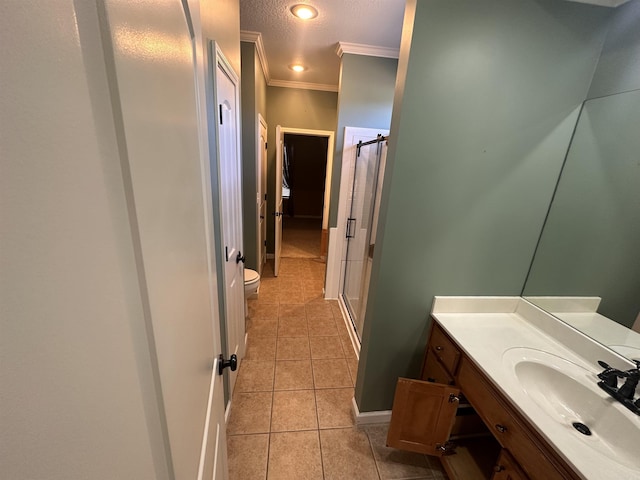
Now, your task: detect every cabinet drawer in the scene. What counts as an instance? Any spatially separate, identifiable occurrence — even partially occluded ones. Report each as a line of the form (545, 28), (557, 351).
(430, 324), (461, 376)
(457, 358), (570, 480)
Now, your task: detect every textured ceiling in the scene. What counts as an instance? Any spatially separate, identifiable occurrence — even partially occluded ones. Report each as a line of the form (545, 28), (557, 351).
(239, 0), (406, 88)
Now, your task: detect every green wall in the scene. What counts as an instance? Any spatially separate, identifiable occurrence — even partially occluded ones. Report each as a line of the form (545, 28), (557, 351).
(265, 87), (338, 251)
(587, 0), (640, 99)
(329, 54), (398, 227)
(240, 41), (267, 270)
(356, 0), (612, 412)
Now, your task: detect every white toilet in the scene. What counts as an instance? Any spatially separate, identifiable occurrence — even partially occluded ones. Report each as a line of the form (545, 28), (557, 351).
(243, 268), (260, 317)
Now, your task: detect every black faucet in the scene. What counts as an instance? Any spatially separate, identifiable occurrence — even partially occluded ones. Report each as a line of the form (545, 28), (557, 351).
(597, 360), (640, 416)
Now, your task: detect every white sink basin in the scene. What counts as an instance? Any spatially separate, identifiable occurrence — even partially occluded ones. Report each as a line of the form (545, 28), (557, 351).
(502, 347), (640, 470)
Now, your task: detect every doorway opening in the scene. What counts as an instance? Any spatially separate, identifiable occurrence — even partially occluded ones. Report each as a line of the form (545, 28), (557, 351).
(282, 133), (329, 259)
(273, 126), (335, 276)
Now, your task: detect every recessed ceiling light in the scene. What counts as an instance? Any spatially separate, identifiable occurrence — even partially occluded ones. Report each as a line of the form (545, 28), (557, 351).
(290, 4), (318, 20)
(289, 64), (306, 72)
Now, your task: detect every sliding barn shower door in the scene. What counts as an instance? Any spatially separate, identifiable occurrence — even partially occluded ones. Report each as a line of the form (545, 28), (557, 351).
(341, 138), (387, 341)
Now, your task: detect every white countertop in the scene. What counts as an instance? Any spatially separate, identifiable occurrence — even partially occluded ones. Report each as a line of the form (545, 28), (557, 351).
(430, 296), (639, 480)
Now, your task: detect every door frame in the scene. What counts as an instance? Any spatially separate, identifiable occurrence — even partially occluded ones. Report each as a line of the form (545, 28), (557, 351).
(256, 114), (268, 274)
(272, 126), (335, 267)
(191, 30), (229, 480)
(213, 41), (245, 399)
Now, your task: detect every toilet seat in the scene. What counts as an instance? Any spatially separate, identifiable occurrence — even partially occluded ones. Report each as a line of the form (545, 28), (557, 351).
(244, 268), (260, 286)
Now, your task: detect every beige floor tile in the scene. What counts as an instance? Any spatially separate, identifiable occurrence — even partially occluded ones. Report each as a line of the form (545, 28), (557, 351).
(245, 335), (277, 360)
(335, 317), (352, 337)
(270, 390), (318, 432)
(234, 360), (275, 392)
(277, 317), (308, 337)
(257, 280), (278, 292)
(340, 334), (357, 358)
(278, 304), (306, 319)
(227, 434), (268, 480)
(319, 428), (380, 480)
(304, 291), (325, 303)
(302, 277), (324, 289)
(309, 335), (345, 359)
(308, 316), (338, 336)
(312, 358), (353, 388)
(364, 423), (435, 480)
(250, 303), (279, 320)
(227, 392), (272, 435)
(279, 290), (306, 304)
(276, 337), (310, 360)
(268, 431), (323, 480)
(253, 290), (279, 305)
(306, 302), (333, 318)
(315, 388), (355, 429)
(274, 360), (314, 390)
(278, 279), (304, 293)
(248, 317), (278, 337)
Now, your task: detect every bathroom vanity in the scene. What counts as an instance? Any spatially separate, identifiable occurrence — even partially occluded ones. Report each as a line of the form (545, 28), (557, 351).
(386, 297), (639, 480)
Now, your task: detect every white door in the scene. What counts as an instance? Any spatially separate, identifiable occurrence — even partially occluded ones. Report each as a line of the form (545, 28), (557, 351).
(103, 1), (227, 478)
(274, 125), (284, 276)
(215, 49), (245, 394)
(258, 116), (268, 274)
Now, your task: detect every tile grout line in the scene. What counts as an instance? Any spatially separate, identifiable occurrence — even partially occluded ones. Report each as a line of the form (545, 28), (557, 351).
(364, 429), (384, 480)
(310, 304), (327, 480)
(263, 302), (280, 480)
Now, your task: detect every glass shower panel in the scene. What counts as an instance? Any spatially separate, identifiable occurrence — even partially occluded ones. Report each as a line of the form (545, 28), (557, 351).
(342, 139), (384, 341)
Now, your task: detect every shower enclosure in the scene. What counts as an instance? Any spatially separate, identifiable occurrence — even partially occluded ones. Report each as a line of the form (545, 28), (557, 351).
(341, 135), (388, 341)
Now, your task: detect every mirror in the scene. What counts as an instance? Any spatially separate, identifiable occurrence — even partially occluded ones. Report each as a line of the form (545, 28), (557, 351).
(522, 88), (640, 361)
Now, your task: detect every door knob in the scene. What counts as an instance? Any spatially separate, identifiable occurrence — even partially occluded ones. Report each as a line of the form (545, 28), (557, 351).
(218, 354), (238, 375)
(236, 251), (245, 264)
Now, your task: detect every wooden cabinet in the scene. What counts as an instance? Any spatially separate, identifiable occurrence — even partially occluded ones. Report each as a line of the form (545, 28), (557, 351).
(492, 450), (528, 480)
(457, 358), (576, 480)
(387, 321), (580, 480)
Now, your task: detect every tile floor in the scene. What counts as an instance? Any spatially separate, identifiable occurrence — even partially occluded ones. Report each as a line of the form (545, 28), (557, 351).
(227, 251), (448, 479)
(280, 217), (323, 258)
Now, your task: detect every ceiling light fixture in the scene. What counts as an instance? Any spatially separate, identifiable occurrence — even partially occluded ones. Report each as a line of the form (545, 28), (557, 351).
(289, 64), (306, 72)
(290, 4), (318, 20)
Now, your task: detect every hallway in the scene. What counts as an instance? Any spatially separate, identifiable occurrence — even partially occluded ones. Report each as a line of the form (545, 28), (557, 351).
(225, 223), (447, 479)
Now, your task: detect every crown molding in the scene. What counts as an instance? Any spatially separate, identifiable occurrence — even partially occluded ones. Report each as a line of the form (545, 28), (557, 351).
(336, 42), (399, 59)
(268, 79), (338, 92)
(240, 30), (270, 83)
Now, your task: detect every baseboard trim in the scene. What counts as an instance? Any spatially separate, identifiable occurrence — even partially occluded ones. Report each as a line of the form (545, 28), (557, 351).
(351, 397), (391, 425)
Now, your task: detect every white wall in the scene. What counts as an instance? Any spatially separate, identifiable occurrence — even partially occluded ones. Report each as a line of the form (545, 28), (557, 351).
(0, 1), (166, 478)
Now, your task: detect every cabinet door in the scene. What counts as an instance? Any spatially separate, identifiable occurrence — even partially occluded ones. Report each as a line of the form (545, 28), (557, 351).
(492, 450), (529, 480)
(387, 378), (460, 455)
